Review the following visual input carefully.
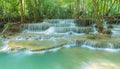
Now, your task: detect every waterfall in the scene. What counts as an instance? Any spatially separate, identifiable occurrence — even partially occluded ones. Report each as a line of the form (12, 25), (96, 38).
(21, 23), (50, 33)
(103, 21), (108, 29)
(77, 40), (120, 52)
(2, 19), (120, 53)
(92, 24), (98, 34)
(21, 19), (92, 34)
(44, 27), (55, 34)
(111, 25), (120, 38)
(107, 43), (114, 49)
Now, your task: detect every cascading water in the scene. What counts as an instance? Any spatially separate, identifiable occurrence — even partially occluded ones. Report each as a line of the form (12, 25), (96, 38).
(0, 19), (90, 53)
(92, 24), (98, 34)
(22, 23), (50, 33)
(112, 25), (120, 38)
(0, 19), (120, 69)
(1, 19), (120, 53)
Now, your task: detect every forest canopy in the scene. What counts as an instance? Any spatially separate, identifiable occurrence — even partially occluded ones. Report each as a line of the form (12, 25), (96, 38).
(0, 0), (120, 23)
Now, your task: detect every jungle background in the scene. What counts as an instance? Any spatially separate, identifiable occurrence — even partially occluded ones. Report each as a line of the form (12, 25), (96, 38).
(0, 0), (120, 34)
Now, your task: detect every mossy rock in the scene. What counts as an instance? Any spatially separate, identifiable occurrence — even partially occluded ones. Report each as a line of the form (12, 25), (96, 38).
(102, 29), (112, 35)
(108, 24), (113, 28)
(86, 34), (111, 40)
(75, 18), (94, 27)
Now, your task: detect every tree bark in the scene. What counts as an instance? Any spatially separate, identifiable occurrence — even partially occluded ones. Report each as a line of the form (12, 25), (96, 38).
(20, 0), (24, 23)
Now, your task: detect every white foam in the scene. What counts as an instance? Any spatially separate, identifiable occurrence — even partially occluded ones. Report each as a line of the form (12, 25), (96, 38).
(44, 27), (55, 34)
(104, 48), (120, 52)
(0, 46), (10, 52)
(48, 47), (61, 52)
(92, 24), (98, 34)
(19, 43), (76, 55)
(82, 45), (96, 50)
(81, 44), (120, 52)
(25, 50), (47, 55)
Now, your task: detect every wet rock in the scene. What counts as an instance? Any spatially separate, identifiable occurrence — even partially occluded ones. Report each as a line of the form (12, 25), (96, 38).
(113, 43), (120, 49)
(102, 29), (112, 35)
(75, 18), (94, 27)
(76, 40), (85, 46)
(108, 24), (113, 28)
(94, 43), (108, 48)
(75, 27), (92, 33)
(10, 46), (26, 52)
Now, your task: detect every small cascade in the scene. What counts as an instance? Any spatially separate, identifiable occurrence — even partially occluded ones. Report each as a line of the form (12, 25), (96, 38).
(44, 19), (76, 27)
(107, 43), (114, 49)
(103, 21), (108, 29)
(111, 25), (120, 38)
(76, 40), (120, 51)
(21, 19), (92, 34)
(55, 27), (92, 33)
(1, 19), (120, 53)
(81, 41), (96, 50)
(49, 23), (75, 27)
(21, 23), (49, 33)
(0, 46), (10, 52)
(44, 27), (55, 34)
(0, 39), (12, 52)
(92, 24), (98, 34)
(112, 25), (120, 34)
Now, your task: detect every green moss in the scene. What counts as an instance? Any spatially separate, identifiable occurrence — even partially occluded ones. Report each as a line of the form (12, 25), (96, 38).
(87, 35), (95, 39)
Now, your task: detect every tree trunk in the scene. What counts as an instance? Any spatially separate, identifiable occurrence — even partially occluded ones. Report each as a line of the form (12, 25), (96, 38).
(33, 0), (39, 22)
(92, 0), (104, 33)
(20, 0), (24, 23)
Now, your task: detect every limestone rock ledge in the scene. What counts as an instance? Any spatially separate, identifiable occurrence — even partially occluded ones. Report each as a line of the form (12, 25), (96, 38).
(7, 39), (69, 52)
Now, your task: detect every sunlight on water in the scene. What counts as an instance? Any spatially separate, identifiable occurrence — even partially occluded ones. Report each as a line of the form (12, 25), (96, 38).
(81, 60), (120, 69)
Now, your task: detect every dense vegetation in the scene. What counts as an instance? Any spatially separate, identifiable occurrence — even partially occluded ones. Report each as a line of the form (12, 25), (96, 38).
(0, 0), (120, 23)
(0, 0), (120, 35)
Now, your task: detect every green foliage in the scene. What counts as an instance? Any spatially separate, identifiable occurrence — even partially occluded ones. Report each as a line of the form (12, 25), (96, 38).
(87, 35), (95, 40)
(0, 0), (119, 22)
